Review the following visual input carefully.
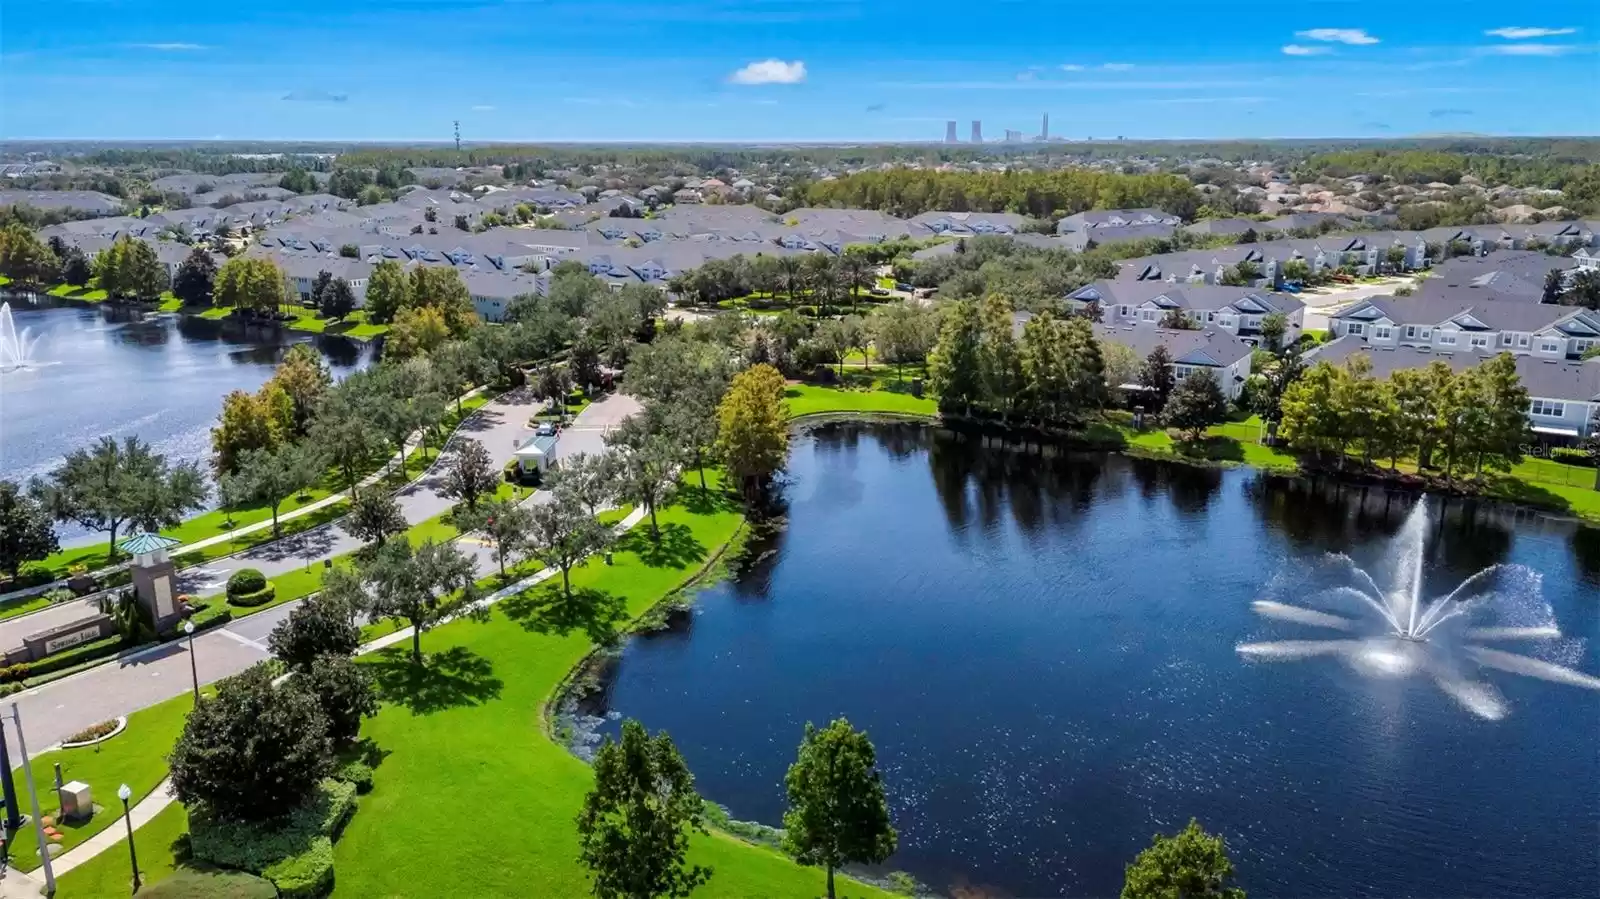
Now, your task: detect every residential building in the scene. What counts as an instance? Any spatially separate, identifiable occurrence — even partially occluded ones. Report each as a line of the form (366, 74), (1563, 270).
(1065, 280), (1305, 342)
(1094, 325), (1256, 400)
(1310, 335), (1600, 440)
(1328, 292), (1600, 360)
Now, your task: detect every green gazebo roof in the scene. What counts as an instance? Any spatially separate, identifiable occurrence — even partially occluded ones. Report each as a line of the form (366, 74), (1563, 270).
(120, 532), (182, 554)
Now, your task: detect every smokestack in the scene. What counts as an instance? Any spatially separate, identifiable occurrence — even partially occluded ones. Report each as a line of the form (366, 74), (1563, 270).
(1041, 112), (1049, 141)
(970, 120), (982, 143)
(945, 120), (959, 143)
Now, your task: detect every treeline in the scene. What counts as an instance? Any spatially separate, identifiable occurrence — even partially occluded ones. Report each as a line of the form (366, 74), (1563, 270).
(799, 168), (1203, 220)
(80, 149), (337, 175)
(1279, 353), (1532, 477)
(1299, 148), (1599, 191)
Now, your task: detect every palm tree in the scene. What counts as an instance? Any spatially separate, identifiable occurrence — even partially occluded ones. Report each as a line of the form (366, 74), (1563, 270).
(803, 253), (835, 317)
(777, 256), (803, 309)
(839, 252), (872, 315)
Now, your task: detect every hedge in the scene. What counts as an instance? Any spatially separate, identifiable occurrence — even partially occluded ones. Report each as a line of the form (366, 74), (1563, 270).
(189, 779), (356, 876)
(226, 569), (268, 598)
(140, 868), (278, 899)
(263, 836), (335, 899)
(333, 759), (373, 794)
(226, 584), (277, 608)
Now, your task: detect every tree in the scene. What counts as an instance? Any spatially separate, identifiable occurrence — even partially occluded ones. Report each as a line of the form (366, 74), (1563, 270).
(872, 303), (938, 383)
(298, 655), (378, 748)
(1278, 361), (1348, 463)
(1139, 345), (1176, 411)
(577, 719), (712, 899)
(663, 383), (722, 492)
(1281, 258), (1311, 284)
(171, 247), (218, 307)
(211, 389), (279, 476)
(461, 497), (533, 581)
(440, 437), (497, 512)
(1101, 339), (1141, 392)
(94, 236), (168, 301)
(59, 247), (92, 287)
(781, 719), (898, 899)
(319, 276), (357, 321)
(168, 664), (333, 823)
(1463, 352), (1530, 475)
(527, 495), (610, 602)
(1159, 309), (1197, 330)
(1121, 820), (1245, 899)
(267, 584), (364, 672)
(386, 305), (452, 359)
(344, 488), (407, 548)
(1561, 269), (1600, 311)
(1259, 312), (1288, 352)
(1164, 370), (1229, 443)
(546, 452), (622, 519)
(0, 223), (59, 288)
(928, 299), (984, 415)
(268, 343), (332, 438)
(278, 168), (318, 193)
(570, 338), (603, 391)
(30, 436), (205, 562)
(364, 259), (410, 323)
(407, 265), (478, 335)
(612, 431), (680, 542)
(0, 480), (58, 580)
(365, 537), (481, 664)
(309, 386), (380, 496)
(213, 256), (286, 313)
(711, 364), (786, 497)
(230, 442), (327, 537)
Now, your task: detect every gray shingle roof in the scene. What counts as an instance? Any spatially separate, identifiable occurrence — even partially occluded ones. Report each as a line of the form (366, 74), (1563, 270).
(1309, 335), (1600, 402)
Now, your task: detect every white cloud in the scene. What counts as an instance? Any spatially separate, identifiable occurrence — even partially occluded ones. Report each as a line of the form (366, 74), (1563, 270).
(1482, 42), (1577, 56)
(727, 59), (806, 85)
(128, 42), (207, 51)
(1295, 28), (1379, 45)
(1281, 44), (1332, 56)
(1059, 63), (1085, 71)
(1485, 27), (1577, 39)
(471, 104), (495, 112)
(1101, 62), (1136, 71)
(1015, 71), (1036, 81)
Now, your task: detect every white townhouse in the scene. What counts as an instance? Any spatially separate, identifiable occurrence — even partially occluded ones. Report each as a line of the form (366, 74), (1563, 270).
(1329, 293), (1600, 361)
(1065, 281), (1305, 343)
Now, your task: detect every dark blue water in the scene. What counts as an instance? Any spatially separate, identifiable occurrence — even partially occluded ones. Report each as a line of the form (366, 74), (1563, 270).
(596, 422), (1600, 899)
(0, 299), (373, 541)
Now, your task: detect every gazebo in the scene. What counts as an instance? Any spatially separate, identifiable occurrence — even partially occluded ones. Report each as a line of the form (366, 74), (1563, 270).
(120, 532), (184, 632)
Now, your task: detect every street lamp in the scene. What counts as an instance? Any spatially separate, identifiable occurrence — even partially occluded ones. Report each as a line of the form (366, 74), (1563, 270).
(118, 783), (140, 893)
(183, 620), (199, 702)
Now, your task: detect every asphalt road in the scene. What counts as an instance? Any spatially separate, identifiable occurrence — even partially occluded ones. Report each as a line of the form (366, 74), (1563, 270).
(3, 392), (640, 760)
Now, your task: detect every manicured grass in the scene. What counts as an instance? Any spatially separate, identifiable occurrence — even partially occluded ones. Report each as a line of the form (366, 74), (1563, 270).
(195, 307), (231, 320)
(46, 284), (109, 302)
(785, 384), (938, 419)
(10, 691), (201, 872)
(331, 480), (892, 899)
(284, 308), (389, 340)
(54, 802), (190, 898)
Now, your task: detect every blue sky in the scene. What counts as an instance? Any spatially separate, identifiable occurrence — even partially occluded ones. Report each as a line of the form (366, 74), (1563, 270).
(3, 1), (1596, 142)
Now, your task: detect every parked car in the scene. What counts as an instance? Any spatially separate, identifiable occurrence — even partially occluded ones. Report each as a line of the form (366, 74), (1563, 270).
(536, 421), (556, 437)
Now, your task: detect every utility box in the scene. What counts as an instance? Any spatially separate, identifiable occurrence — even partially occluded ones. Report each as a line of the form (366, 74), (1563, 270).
(58, 781), (93, 822)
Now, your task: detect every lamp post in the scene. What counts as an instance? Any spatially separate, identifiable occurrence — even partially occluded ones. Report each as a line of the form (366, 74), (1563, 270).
(183, 620), (199, 702)
(117, 783), (139, 893)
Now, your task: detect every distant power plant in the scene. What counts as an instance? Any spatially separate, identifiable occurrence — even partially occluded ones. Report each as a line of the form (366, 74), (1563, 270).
(970, 120), (983, 143)
(1004, 129), (1022, 143)
(944, 120), (959, 143)
(937, 115), (1055, 142)
(1041, 113), (1049, 141)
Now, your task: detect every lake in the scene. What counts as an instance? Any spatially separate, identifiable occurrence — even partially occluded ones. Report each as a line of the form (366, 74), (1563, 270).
(0, 298), (374, 542)
(590, 421), (1600, 899)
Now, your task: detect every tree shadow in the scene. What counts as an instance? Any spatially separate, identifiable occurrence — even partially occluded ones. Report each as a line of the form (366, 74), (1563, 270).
(615, 522), (707, 568)
(1171, 435), (1244, 463)
(366, 644), (503, 714)
(678, 485), (741, 516)
(338, 736), (391, 770)
(501, 584), (627, 645)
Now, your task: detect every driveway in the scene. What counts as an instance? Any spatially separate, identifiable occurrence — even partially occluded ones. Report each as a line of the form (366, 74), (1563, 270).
(3, 393), (641, 759)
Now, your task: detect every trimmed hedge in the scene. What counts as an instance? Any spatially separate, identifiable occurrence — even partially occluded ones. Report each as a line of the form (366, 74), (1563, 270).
(334, 759), (373, 794)
(140, 868), (278, 899)
(189, 778), (356, 895)
(226, 584), (277, 608)
(226, 568), (268, 598)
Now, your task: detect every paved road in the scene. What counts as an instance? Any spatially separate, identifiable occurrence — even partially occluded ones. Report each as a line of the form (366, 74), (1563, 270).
(0, 389), (541, 651)
(3, 393), (638, 760)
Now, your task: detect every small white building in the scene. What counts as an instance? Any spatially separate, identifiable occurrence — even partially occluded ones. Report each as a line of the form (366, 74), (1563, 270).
(512, 434), (559, 474)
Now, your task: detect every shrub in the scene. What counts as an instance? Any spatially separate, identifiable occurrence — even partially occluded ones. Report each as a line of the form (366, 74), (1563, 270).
(264, 837), (335, 899)
(0, 663), (30, 683)
(43, 587), (77, 605)
(65, 720), (119, 743)
(226, 584), (277, 608)
(227, 568), (268, 598)
(188, 778), (356, 873)
(140, 868), (278, 899)
(10, 562), (54, 589)
(297, 656), (378, 747)
(170, 664), (334, 822)
(334, 759), (374, 794)
(1552, 447), (1596, 468)
(268, 593), (362, 671)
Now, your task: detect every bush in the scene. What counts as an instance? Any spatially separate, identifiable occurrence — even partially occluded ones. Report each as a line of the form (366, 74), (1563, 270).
(26, 634), (124, 678)
(43, 587), (77, 605)
(1552, 447), (1596, 468)
(140, 868), (278, 899)
(65, 719), (119, 743)
(268, 593), (362, 671)
(333, 759), (373, 794)
(226, 584), (276, 608)
(189, 778), (356, 874)
(9, 562), (55, 589)
(297, 656), (378, 747)
(0, 663), (31, 683)
(170, 665), (334, 822)
(264, 837), (336, 899)
(227, 568), (268, 598)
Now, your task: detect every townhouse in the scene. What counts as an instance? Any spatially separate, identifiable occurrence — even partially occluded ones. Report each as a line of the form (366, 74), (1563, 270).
(1056, 208), (1182, 239)
(1310, 335), (1600, 439)
(1065, 280), (1305, 342)
(1329, 291), (1600, 360)
(1096, 324), (1256, 400)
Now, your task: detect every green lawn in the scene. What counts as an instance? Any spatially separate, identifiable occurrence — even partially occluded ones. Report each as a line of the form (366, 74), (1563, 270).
(283, 308), (390, 340)
(785, 384), (937, 419)
(51, 484), (890, 898)
(332, 479), (892, 899)
(10, 691), (201, 872)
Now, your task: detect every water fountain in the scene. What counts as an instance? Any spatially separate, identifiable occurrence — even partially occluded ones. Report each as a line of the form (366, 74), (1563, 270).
(1238, 498), (1600, 720)
(0, 301), (42, 372)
